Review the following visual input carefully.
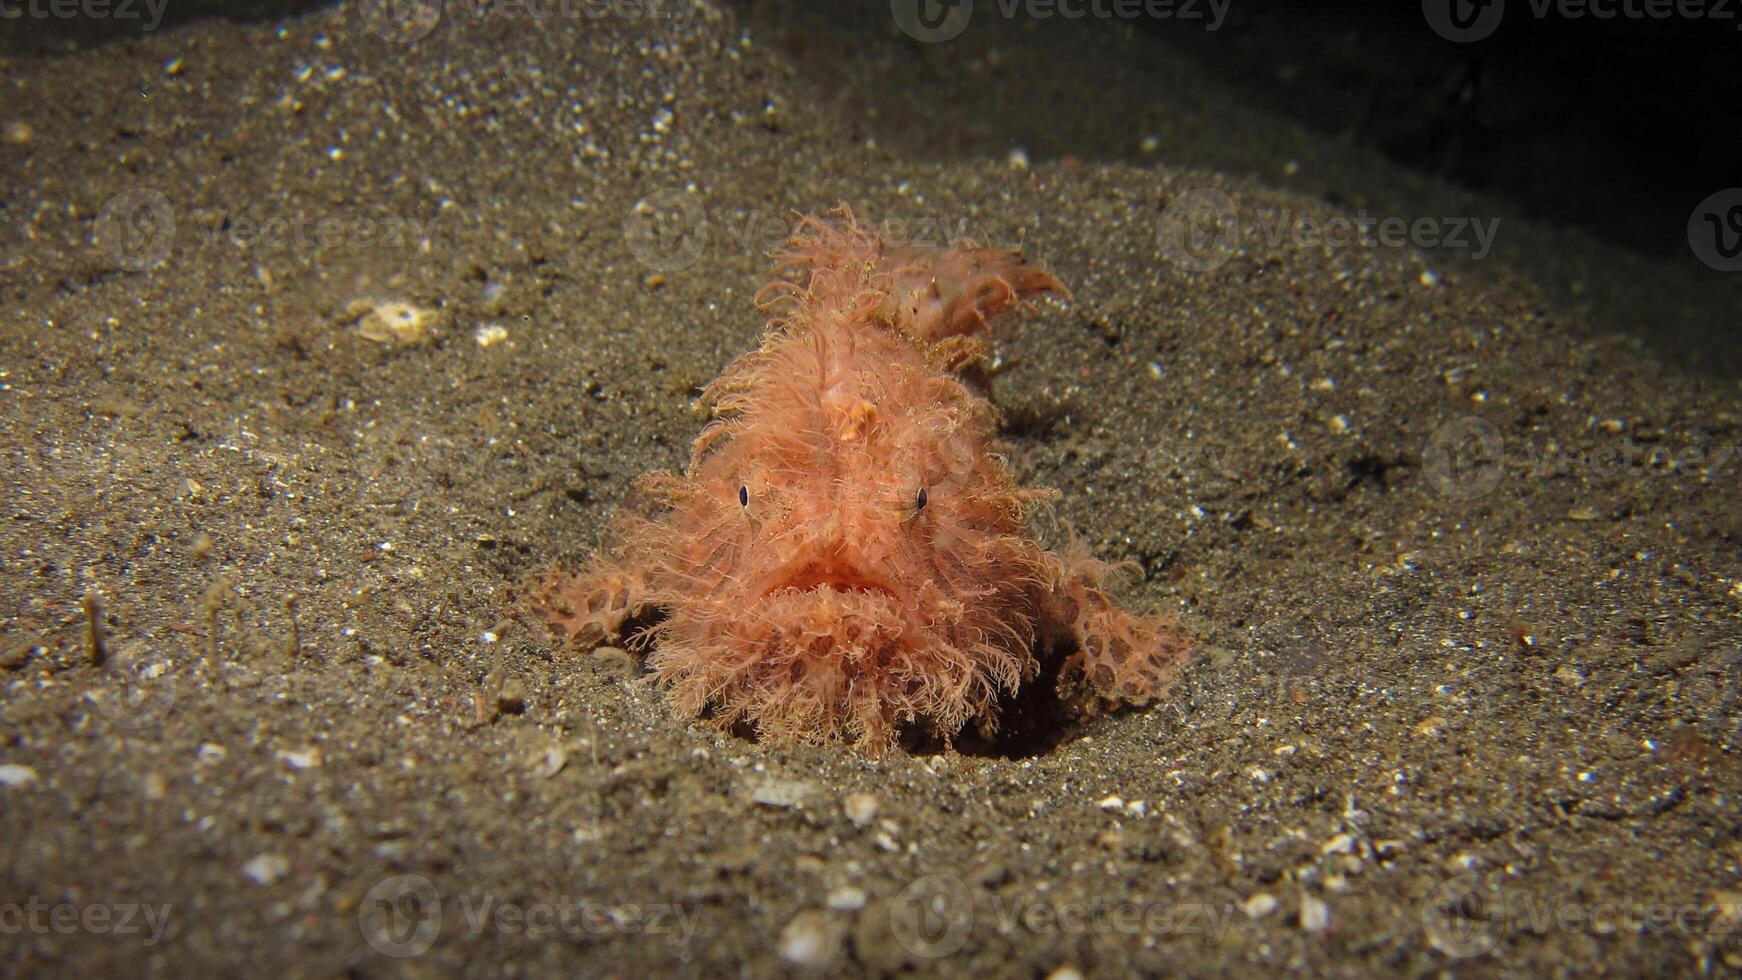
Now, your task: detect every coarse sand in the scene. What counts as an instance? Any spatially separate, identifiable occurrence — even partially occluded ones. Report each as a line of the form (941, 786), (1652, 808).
(1, 2), (1737, 975)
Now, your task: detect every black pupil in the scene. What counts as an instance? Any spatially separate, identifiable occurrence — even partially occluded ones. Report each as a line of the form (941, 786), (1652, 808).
(917, 487), (927, 510)
(739, 486), (748, 507)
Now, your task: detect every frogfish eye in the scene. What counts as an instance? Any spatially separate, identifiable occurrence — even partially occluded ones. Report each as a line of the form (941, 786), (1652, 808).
(916, 486), (928, 511)
(739, 485), (748, 508)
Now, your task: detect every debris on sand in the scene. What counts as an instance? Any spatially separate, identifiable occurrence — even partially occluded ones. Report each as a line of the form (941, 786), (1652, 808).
(352, 299), (441, 345)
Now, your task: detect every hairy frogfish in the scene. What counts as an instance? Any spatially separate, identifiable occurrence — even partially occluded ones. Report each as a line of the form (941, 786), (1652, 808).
(533, 206), (1189, 753)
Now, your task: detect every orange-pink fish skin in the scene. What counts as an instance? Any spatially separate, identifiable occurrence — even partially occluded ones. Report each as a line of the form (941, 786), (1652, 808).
(534, 206), (1188, 753)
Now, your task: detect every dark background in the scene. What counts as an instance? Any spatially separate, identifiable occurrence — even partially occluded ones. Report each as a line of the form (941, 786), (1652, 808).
(6, 0), (1738, 311)
(1147, 0), (1742, 263)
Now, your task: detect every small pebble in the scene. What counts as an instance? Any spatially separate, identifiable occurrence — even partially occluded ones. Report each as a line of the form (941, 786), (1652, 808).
(843, 792), (879, 827)
(242, 854), (289, 885)
(1242, 893), (1278, 918)
(592, 646), (637, 675)
(278, 748), (322, 769)
(1045, 968), (1086, 980)
(1320, 833), (1356, 856)
(354, 299), (440, 345)
(1300, 895), (1330, 933)
(777, 910), (845, 969)
(533, 746), (567, 779)
(751, 777), (815, 809)
(824, 885), (866, 911)
(0, 764), (39, 787)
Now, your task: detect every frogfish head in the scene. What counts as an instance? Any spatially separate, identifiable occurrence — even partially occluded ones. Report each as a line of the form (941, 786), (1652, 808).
(644, 330), (1044, 749)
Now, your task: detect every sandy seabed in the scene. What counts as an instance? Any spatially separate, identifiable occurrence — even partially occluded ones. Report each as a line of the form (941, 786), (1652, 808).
(0, 1), (1738, 975)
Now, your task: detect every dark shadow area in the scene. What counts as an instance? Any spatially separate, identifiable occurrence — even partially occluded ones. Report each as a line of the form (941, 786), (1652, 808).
(1143, 0), (1742, 264)
(10, 0), (1733, 370)
(915, 640), (1080, 760)
(723, 0), (1740, 377)
(0, 0), (338, 54)
(726, 0), (1740, 266)
(608, 599), (1083, 758)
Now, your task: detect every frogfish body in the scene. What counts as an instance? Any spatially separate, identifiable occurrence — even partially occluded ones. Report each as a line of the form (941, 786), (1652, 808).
(534, 207), (1188, 752)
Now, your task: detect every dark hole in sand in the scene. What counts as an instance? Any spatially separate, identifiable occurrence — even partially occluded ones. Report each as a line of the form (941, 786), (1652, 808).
(926, 647), (1078, 761)
(604, 603), (1090, 759)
